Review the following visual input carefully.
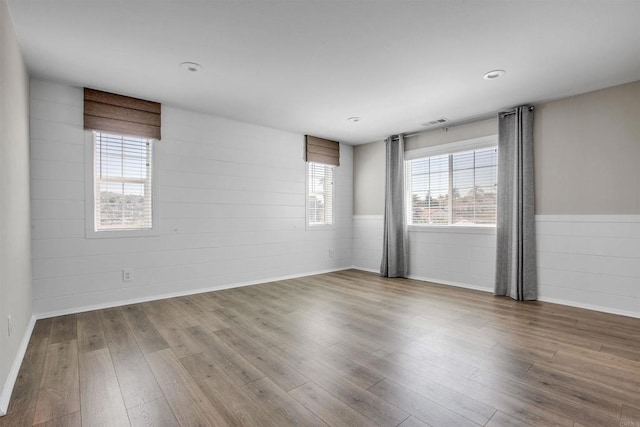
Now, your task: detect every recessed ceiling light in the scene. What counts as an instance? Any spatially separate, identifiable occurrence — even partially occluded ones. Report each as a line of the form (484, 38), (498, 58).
(483, 70), (505, 80)
(180, 62), (203, 72)
(347, 116), (361, 122)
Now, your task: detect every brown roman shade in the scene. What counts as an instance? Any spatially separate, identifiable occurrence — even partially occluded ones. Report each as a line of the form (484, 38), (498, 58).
(305, 135), (340, 166)
(84, 88), (161, 140)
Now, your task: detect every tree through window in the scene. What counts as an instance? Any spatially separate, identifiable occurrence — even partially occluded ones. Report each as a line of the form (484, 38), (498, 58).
(406, 146), (497, 226)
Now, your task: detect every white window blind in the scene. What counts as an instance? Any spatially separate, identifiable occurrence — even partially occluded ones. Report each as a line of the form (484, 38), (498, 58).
(406, 146), (497, 226)
(451, 147), (498, 225)
(307, 162), (334, 226)
(94, 132), (153, 231)
(407, 154), (450, 225)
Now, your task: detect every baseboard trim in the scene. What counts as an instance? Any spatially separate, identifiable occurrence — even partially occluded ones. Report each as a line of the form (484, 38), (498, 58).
(406, 274), (493, 293)
(35, 266), (352, 319)
(538, 296), (640, 319)
(350, 267), (493, 293)
(0, 315), (37, 416)
(351, 266), (379, 274)
(350, 267), (639, 319)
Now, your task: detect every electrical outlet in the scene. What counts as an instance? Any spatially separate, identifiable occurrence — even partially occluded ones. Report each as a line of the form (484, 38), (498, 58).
(329, 248), (334, 258)
(7, 315), (13, 337)
(122, 269), (134, 282)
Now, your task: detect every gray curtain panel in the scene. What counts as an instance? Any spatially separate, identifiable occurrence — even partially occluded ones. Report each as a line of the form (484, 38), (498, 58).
(381, 135), (408, 278)
(495, 106), (537, 300)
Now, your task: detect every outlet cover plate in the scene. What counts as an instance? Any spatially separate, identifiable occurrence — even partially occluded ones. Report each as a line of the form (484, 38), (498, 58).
(123, 269), (134, 282)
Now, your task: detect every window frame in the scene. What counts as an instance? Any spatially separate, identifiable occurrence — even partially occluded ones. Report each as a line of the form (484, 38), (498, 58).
(306, 161), (336, 230)
(84, 131), (159, 239)
(405, 135), (498, 231)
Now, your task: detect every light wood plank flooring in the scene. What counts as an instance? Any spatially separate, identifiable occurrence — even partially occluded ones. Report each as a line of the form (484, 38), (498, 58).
(2, 269), (639, 426)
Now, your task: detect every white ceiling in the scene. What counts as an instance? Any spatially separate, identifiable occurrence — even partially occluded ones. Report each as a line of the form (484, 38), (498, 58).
(7, 0), (640, 145)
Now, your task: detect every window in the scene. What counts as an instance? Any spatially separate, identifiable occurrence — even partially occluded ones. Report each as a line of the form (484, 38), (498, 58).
(87, 131), (156, 236)
(307, 162), (335, 227)
(406, 140), (497, 226)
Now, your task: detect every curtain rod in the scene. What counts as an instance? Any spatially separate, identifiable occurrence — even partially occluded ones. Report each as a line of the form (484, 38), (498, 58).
(393, 114), (495, 140)
(499, 105), (535, 117)
(390, 105), (534, 140)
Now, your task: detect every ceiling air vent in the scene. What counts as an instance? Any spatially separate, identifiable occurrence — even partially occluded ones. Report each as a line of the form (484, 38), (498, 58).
(420, 118), (448, 127)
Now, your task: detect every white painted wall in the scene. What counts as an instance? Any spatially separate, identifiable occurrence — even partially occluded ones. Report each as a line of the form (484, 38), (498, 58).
(0, 0), (33, 414)
(352, 216), (384, 272)
(30, 79), (353, 316)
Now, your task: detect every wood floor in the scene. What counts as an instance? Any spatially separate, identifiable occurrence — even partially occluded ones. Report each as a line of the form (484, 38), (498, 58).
(2, 270), (640, 427)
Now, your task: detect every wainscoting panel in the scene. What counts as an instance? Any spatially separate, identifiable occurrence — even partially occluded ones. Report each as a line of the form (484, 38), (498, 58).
(353, 214), (640, 317)
(536, 215), (639, 317)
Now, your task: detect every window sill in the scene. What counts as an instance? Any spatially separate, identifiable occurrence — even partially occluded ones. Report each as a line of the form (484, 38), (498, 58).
(407, 225), (496, 234)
